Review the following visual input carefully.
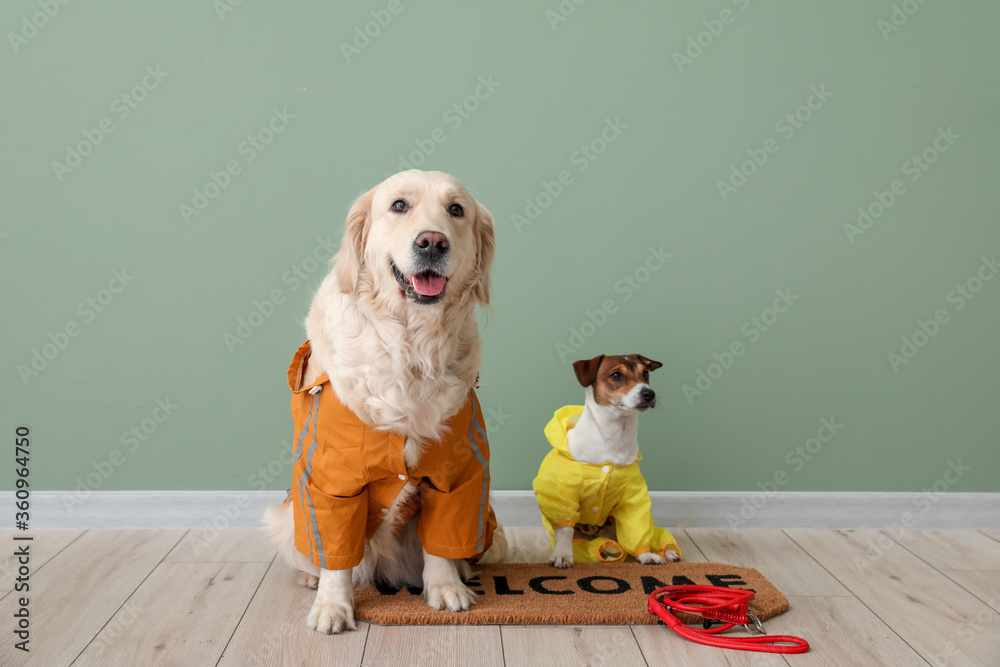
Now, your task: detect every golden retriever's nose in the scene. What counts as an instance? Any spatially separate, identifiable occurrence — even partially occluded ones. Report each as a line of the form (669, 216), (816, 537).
(414, 231), (449, 260)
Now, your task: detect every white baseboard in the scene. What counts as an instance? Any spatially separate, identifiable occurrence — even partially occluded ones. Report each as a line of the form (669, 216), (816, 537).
(6, 490), (999, 530)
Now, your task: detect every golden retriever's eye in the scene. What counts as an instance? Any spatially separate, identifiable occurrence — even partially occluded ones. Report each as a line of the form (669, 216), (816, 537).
(391, 199), (407, 213)
(448, 203), (464, 217)
(610, 372), (624, 381)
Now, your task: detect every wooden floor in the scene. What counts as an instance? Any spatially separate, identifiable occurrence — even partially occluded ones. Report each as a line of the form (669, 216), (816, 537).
(2, 528), (998, 666)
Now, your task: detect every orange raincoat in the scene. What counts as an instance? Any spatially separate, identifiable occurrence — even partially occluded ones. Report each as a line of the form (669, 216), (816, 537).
(288, 341), (496, 570)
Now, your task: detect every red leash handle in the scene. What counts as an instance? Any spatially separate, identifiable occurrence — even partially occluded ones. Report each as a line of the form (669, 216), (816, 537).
(648, 585), (810, 654)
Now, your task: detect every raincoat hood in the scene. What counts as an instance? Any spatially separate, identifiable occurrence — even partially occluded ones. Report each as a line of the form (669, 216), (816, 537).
(543, 405), (584, 455)
(533, 404), (676, 561)
(543, 405), (641, 461)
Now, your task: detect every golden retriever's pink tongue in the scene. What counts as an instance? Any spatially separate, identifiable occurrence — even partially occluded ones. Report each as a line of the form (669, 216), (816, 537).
(411, 274), (446, 296)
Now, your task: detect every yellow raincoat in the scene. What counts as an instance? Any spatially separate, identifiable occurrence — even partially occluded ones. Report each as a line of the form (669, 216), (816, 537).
(532, 405), (681, 563)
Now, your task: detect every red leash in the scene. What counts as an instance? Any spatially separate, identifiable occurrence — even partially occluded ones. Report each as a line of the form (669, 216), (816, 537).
(648, 585), (810, 654)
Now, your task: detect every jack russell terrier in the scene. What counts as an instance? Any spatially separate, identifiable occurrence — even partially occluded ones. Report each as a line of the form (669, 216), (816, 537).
(533, 354), (681, 568)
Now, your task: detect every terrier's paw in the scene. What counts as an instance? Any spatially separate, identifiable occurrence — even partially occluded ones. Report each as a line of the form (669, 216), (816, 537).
(549, 552), (574, 569)
(664, 550), (681, 562)
(637, 551), (666, 565)
(298, 572), (319, 589)
(425, 581), (478, 612)
(306, 600), (356, 634)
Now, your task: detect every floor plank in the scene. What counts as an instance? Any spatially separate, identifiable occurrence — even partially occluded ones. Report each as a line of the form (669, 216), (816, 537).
(164, 529), (277, 563)
(74, 561), (269, 666)
(6, 528), (997, 665)
(686, 529), (851, 597)
(0, 529), (183, 667)
(940, 571), (1000, 612)
(759, 596), (925, 666)
(887, 530), (1000, 571)
(673, 529), (709, 563)
(502, 626), (646, 667)
(632, 623), (787, 666)
(786, 530), (1000, 666)
(218, 562), (369, 667)
(0, 530), (85, 594)
(364, 625), (503, 666)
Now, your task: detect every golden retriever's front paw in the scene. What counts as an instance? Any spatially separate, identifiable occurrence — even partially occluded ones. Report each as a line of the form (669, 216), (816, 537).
(425, 581), (477, 612)
(298, 572), (319, 589)
(306, 600), (356, 634)
(637, 552), (666, 565)
(664, 550), (681, 562)
(549, 552), (573, 569)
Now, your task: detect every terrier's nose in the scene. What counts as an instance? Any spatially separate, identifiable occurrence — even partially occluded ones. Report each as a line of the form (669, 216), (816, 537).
(640, 388), (656, 403)
(414, 231), (449, 260)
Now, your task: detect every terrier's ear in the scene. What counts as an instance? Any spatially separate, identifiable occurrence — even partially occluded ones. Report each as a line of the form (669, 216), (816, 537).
(635, 355), (663, 372)
(572, 355), (605, 387)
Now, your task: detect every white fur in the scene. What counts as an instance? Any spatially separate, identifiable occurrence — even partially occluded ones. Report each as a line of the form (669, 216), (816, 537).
(637, 551), (667, 564)
(263, 171), (500, 633)
(557, 381), (680, 565)
(307, 569), (355, 634)
(549, 526), (574, 568)
(566, 386), (646, 466)
(422, 548), (478, 611)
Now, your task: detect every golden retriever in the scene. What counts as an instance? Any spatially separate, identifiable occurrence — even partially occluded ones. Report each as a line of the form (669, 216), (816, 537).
(264, 170), (503, 634)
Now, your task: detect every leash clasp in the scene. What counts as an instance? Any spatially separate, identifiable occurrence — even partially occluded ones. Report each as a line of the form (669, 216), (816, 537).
(743, 610), (766, 635)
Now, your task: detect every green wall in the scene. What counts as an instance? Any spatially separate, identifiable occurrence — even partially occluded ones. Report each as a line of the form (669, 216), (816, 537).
(4, 0), (998, 495)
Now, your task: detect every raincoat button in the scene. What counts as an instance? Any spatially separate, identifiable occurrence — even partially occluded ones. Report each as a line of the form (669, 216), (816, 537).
(380, 507), (389, 514)
(397, 474), (407, 481)
(602, 465), (610, 473)
(592, 506), (600, 513)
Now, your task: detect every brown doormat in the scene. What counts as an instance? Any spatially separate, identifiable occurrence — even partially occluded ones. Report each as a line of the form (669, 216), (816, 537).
(354, 562), (788, 625)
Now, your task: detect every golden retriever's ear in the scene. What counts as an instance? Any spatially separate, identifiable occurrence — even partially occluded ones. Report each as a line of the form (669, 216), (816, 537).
(334, 188), (375, 293)
(471, 200), (495, 306)
(573, 355), (605, 388)
(636, 355), (663, 372)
